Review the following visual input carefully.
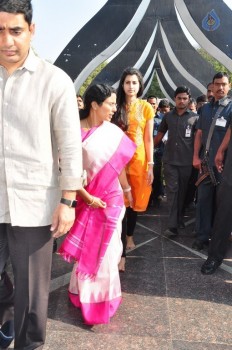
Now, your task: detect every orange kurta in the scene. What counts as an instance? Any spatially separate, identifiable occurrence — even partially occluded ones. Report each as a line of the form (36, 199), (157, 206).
(124, 99), (154, 211)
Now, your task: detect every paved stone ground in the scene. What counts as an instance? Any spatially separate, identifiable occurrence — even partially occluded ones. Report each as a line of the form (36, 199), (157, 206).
(9, 199), (232, 349)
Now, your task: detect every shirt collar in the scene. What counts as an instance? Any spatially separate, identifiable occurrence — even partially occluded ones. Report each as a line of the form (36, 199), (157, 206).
(0, 48), (40, 73)
(20, 48), (40, 72)
(174, 107), (189, 115)
(211, 95), (230, 106)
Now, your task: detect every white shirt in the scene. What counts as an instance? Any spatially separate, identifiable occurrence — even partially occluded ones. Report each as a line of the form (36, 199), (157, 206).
(0, 50), (83, 226)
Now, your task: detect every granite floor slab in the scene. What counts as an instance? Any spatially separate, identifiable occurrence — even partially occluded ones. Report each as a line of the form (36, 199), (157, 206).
(7, 199), (232, 349)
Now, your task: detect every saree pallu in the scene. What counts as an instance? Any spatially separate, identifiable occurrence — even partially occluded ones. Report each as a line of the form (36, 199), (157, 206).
(59, 121), (136, 324)
(124, 99), (154, 211)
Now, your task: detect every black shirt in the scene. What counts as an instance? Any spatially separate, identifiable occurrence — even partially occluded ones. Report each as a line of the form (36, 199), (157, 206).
(196, 96), (232, 166)
(222, 122), (232, 185)
(158, 108), (198, 166)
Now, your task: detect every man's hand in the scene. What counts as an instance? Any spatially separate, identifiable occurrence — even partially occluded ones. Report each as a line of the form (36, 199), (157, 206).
(215, 151), (224, 173)
(50, 204), (75, 238)
(193, 156), (202, 172)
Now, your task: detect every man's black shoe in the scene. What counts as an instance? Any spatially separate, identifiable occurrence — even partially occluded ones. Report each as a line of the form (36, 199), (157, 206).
(164, 227), (178, 238)
(178, 221), (185, 229)
(189, 229), (197, 238)
(192, 239), (209, 251)
(201, 258), (222, 275)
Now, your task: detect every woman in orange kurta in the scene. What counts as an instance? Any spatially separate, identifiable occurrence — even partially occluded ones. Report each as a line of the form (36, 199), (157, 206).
(113, 67), (154, 271)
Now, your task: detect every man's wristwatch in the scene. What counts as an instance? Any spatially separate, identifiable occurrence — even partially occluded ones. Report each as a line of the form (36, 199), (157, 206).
(60, 198), (77, 208)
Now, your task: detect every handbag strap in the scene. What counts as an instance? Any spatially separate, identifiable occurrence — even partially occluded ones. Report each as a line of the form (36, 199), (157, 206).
(205, 98), (231, 154)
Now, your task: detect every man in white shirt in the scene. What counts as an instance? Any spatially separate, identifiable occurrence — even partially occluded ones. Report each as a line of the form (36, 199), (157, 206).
(0, 0), (83, 348)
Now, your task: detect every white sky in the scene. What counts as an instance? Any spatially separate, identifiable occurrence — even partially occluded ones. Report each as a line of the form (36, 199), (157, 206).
(32, 0), (107, 62)
(32, 0), (232, 63)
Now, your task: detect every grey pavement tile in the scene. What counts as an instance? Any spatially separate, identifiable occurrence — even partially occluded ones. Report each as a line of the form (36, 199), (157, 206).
(168, 298), (232, 345)
(172, 340), (232, 350)
(44, 332), (172, 350)
(43, 203), (232, 350)
(48, 288), (171, 339)
(160, 241), (232, 345)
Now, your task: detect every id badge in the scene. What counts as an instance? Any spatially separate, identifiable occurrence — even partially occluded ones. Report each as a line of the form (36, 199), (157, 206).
(185, 126), (191, 137)
(216, 117), (226, 127)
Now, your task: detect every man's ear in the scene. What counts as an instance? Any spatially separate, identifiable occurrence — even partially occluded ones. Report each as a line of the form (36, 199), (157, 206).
(29, 23), (35, 38)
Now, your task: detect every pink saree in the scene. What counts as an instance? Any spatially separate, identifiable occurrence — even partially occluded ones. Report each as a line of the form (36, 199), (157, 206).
(59, 121), (136, 325)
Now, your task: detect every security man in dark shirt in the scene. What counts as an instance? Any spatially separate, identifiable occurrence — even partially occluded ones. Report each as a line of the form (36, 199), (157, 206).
(150, 99), (170, 207)
(154, 86), (198, 237)
(193, 72), (232, 251)
(201, 122), (232, 274)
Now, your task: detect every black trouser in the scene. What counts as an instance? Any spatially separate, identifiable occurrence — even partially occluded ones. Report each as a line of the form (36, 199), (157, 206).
(208, 179), (232, 262)
(0, 224), (9, 277)
(163, 164), (192, 228)
(184, 166), (198, 209)
(0, 224), (13, 326)
(0, 224), (53, 350)
(121, 208), (138, 257)
(151, 150), (164, 200)
(195, 179), (218, 242)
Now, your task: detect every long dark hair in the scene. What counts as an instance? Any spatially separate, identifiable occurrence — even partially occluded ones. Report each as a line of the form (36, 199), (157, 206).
(79, 84), (116, 120)
(112, 67), (144, 131)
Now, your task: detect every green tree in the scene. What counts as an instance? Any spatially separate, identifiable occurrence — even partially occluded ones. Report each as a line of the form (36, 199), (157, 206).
(79, 62), (107, 96)
(198, 48), (232, 81)
(146, 73), (165, 98)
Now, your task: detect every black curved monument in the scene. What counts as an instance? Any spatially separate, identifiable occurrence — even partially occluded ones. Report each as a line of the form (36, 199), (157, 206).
(54, 0), (232, 99)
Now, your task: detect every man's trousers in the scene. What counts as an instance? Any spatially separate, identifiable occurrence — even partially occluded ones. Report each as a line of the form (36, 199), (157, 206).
(0, 224), (53, 350)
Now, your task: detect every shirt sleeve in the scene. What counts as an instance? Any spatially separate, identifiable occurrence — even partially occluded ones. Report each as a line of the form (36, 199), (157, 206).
(196, 111), (203, 130)
(158, 115), (168, 134)
(51, 70), (83, 190)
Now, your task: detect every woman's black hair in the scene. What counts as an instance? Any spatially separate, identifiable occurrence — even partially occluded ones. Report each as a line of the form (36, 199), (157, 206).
(112, 67), (144, 131)
(79, 84), (116, 120)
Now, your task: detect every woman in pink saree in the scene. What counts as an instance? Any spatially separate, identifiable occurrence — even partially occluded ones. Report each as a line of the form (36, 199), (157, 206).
(58, 84), (136, 325)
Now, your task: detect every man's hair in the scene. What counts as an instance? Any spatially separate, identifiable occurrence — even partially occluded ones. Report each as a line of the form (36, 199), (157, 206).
(158, 99), (170, 108)
(196, 94), (207, 104)
(207, 82), (213, 88)
(174, 86), (191, 98)
(147, 95), (156, 101)
(0, 0), (33, 25)
(212, 72), (230, 83)
(189, 97), (196, 105)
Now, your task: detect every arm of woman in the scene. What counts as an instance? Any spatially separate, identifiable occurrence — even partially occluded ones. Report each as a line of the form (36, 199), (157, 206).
(77, 188), (107, 208)
(119, 168), (133, 208)
(144, 118), (154, 185)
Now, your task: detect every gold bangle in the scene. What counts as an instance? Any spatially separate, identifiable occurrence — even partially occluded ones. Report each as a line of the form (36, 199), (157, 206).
(147, 161), (154, 165)
(87, 196), (95, 206)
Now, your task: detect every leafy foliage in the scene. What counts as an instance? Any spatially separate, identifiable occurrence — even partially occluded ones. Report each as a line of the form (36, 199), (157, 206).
(197, 48), (232, 81)
(78, 62), (107, 96)
(146, 74), (165, 99)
